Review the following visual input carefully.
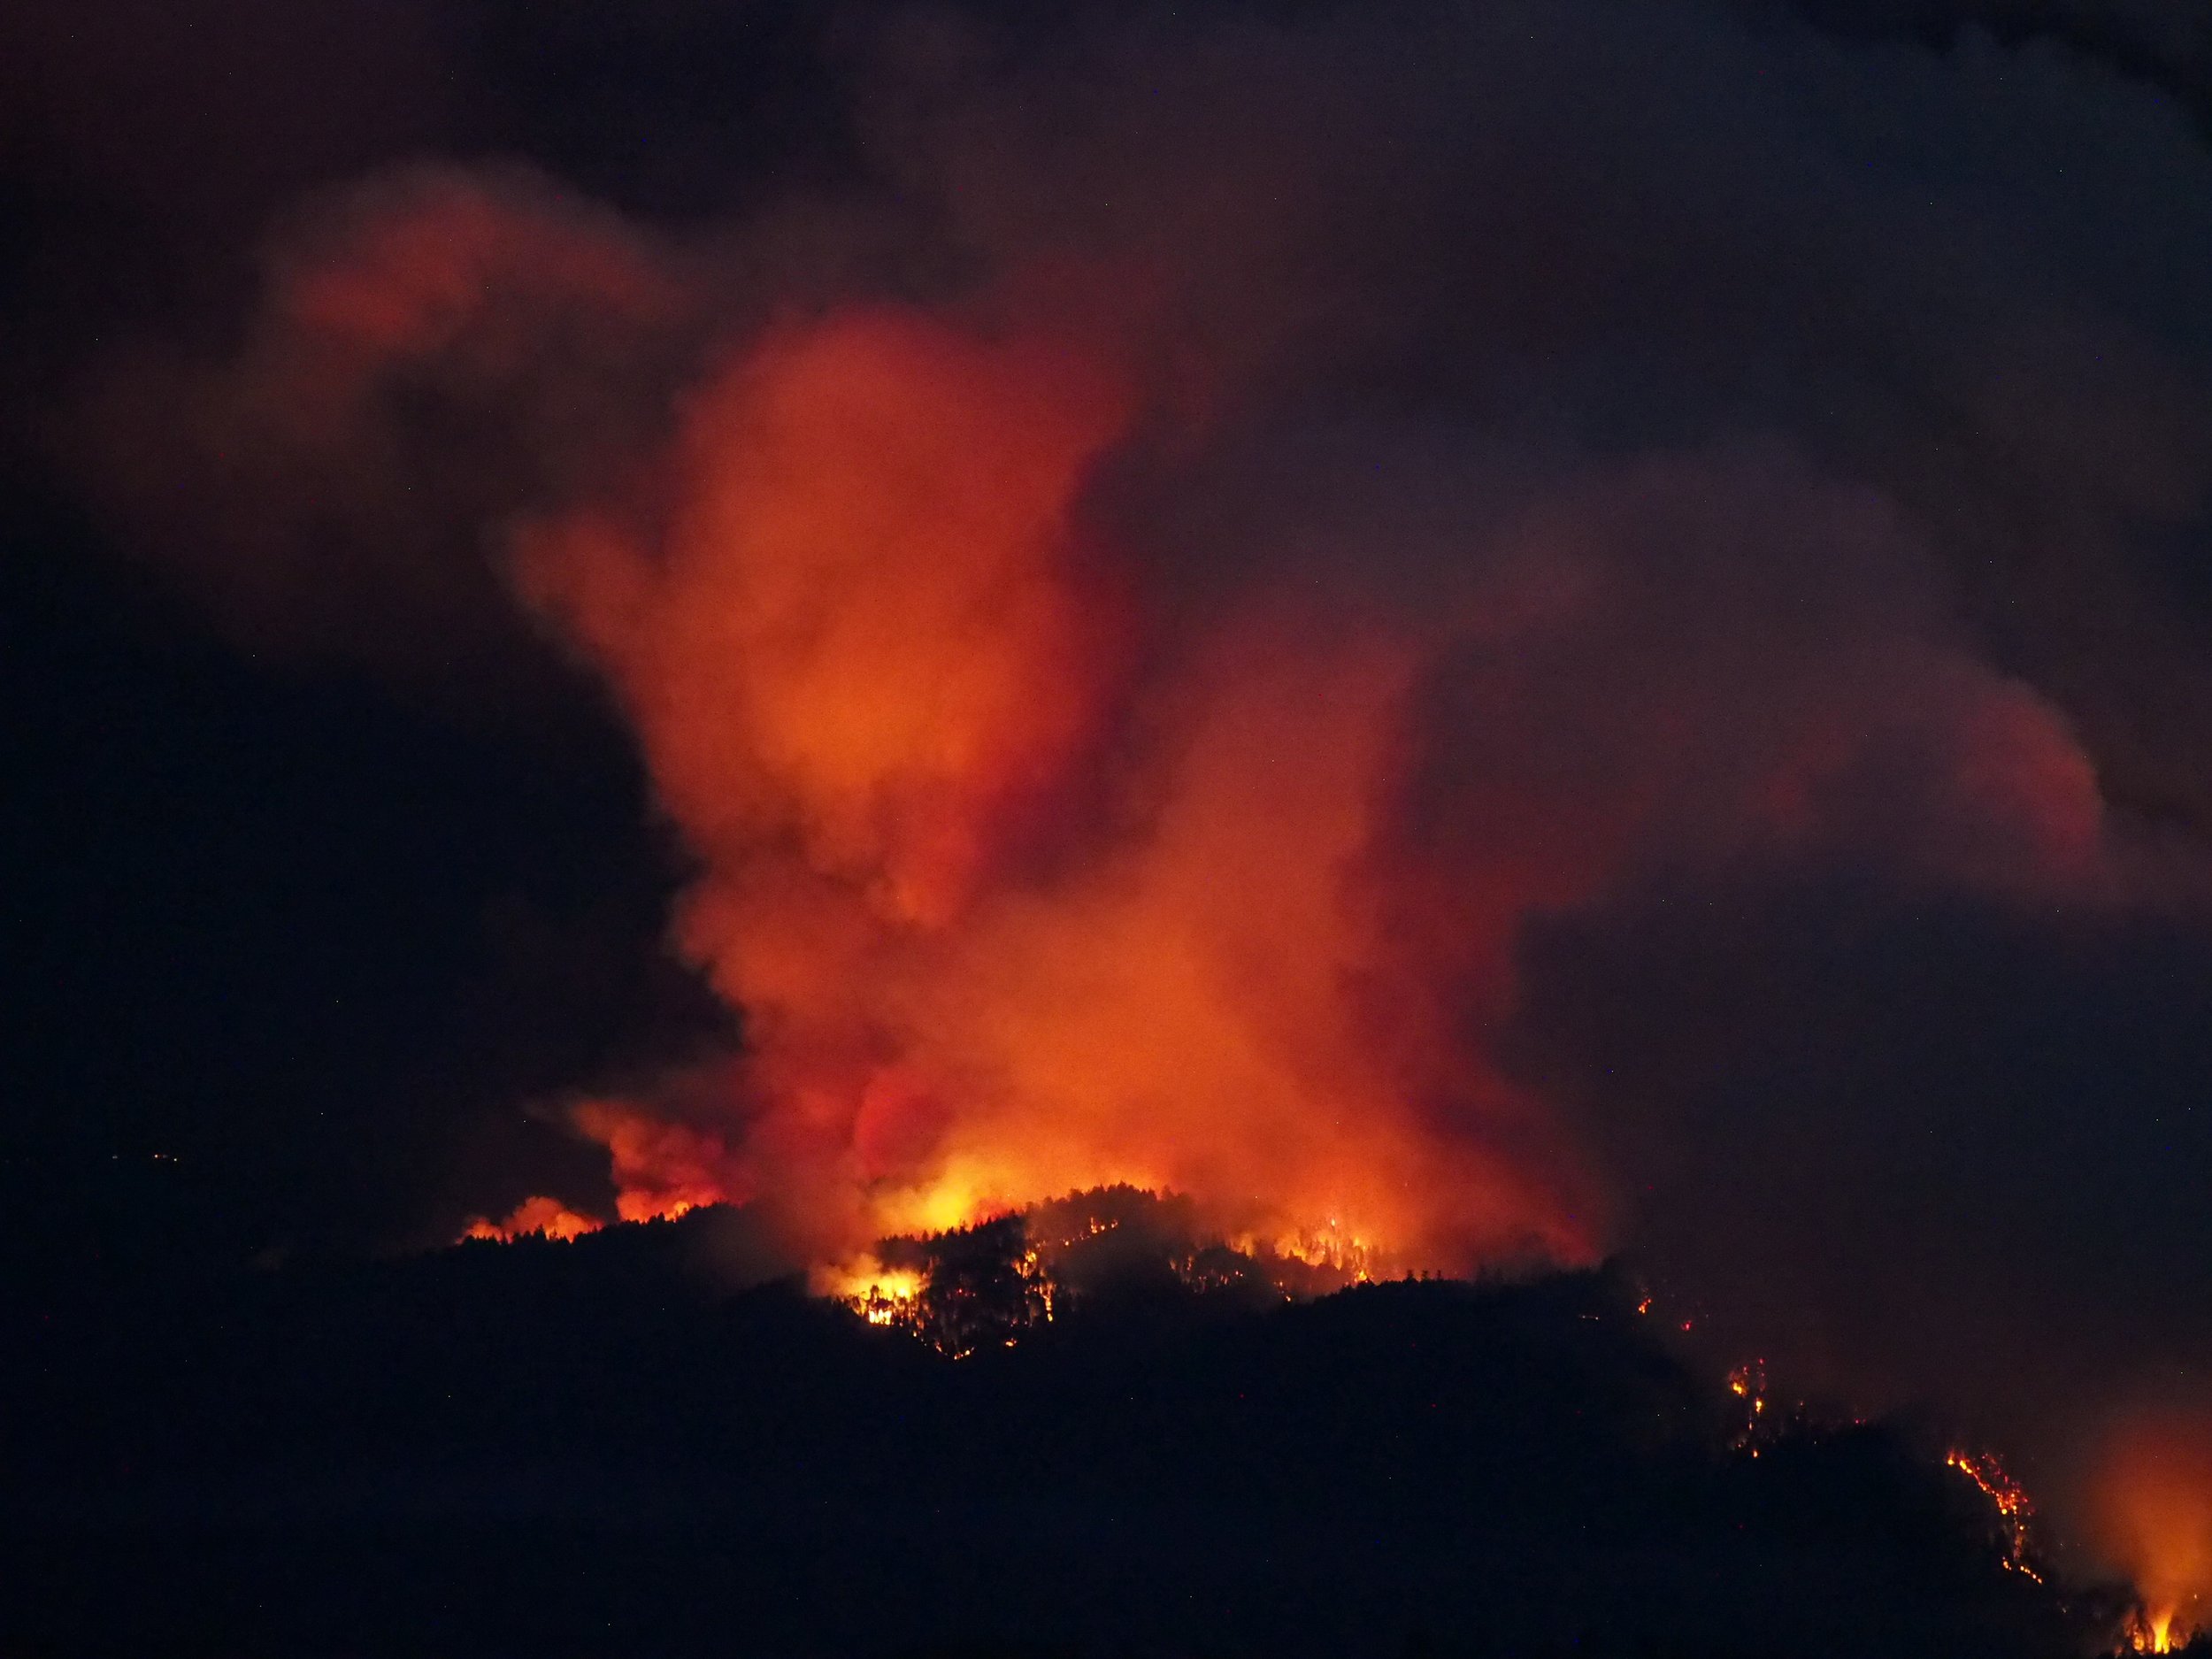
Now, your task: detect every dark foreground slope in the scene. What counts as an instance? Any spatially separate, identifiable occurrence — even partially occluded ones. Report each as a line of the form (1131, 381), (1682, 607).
(0, 1210), (2119, 1659)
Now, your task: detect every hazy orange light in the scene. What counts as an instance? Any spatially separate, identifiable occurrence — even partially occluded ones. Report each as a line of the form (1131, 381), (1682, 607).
(2093, 1409), (2212, 1653)
(509, 301), (1597, 1275)
(462, 1194), (603, 1242)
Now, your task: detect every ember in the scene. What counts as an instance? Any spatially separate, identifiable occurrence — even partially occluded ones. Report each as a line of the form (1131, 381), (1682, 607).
(1944, 1448), (2043, 1584)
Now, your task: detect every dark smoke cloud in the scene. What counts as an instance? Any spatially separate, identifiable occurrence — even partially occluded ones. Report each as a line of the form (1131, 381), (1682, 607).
(16, 0), (2212, 1550)
(80, 165), (710, 698)
(1511, 879), (2212, 1437)
(1778, 0), (2212, 139)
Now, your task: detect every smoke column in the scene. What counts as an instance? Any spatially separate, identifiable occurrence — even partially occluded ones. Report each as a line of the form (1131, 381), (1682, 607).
(488, 252), (2111, 1277)
(2091, 1406), (2212, 1647)
(66, 0), (2212, 1574)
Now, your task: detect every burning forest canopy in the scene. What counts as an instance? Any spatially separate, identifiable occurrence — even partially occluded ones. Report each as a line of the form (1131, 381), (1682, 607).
(2, 1190), (2193, 1658)
(6, 0), (2212, 1654)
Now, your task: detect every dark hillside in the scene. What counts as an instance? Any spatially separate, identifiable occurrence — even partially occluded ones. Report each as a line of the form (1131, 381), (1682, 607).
(0, 1207), (2110, 1659)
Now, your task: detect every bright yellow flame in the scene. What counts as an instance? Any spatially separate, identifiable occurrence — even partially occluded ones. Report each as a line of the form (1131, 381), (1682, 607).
(2093, 1408), (2212, 1652)
(2125, 1604), (2198, 1654)
(1224, 1218), (1387, 1283)
(815, 1255), (926, 1326)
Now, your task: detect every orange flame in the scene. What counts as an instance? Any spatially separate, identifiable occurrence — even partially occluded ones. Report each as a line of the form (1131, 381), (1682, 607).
(463, 1195), (603, 1242)
(814, 1254), (927, 1327)
(2094, 1410), (2212, 1654)
(1944, 1448), (2042, 1583)
(2129, 1609), (2185, 1655)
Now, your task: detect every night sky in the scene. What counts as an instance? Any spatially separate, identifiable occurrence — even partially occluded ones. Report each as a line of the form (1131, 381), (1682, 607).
(7, 0), (2212, 1638)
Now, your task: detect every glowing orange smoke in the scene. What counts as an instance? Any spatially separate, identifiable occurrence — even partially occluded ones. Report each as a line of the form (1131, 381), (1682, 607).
(89, 122), (2130, 1317)
(510, 301), (1594, 1272)
(571, 1101), (729, 1223)
(2093, 1409), (2212, 1652)
(464, 1195), (604, 1242)
(456, 255), (2115, 1284)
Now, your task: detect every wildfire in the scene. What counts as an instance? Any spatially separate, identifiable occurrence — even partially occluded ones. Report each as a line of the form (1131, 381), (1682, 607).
(457, 1188), (702, 1244)
(496, 300), (1603, 1283)
(778, 1187), (1397, 1356)
(462, 1195), (604, 1242)
(816, 1255), (926, 1327)
(1945, 1448), (2043, 1584)
(2093, 1409), (2212, 1655)
(409, 237), (2114, 1363)
(1251, 1220), (1381, 1283)
(1726, 1359), (1770, 1455)
(2127, 1608), (2190, 1655)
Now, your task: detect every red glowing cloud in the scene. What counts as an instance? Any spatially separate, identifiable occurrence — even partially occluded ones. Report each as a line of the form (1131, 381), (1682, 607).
(81, 138), (2134, 1293)
(494, 281), (2115, 1275)
(511, 302), (1594, 1267)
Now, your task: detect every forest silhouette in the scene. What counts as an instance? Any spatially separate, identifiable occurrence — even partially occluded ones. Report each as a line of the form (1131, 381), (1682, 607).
(1, 1195), (2185, 1658)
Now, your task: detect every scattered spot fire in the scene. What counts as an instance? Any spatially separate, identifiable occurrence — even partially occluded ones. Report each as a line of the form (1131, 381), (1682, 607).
(457, 1186), (2212, 1644)
(1945, 1447), (2045, 1586)
(796, 1186), (1402, 1357)
(816, 1256), (926, 1329)
(1726, 1357), (1772, 1456)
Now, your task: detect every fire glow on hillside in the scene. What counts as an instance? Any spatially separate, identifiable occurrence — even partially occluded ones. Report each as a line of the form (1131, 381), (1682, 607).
(461, 1183), (2212, 1655)
(463, 1184), (1403, 1357)
(436, 290), (2170, 1639)
(2096, 1410), (2212, 1655)
(296, 107), (2185, 1648)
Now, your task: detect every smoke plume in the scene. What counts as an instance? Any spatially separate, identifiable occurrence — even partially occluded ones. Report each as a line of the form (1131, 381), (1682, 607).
(53, 0), (2212, 1559)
